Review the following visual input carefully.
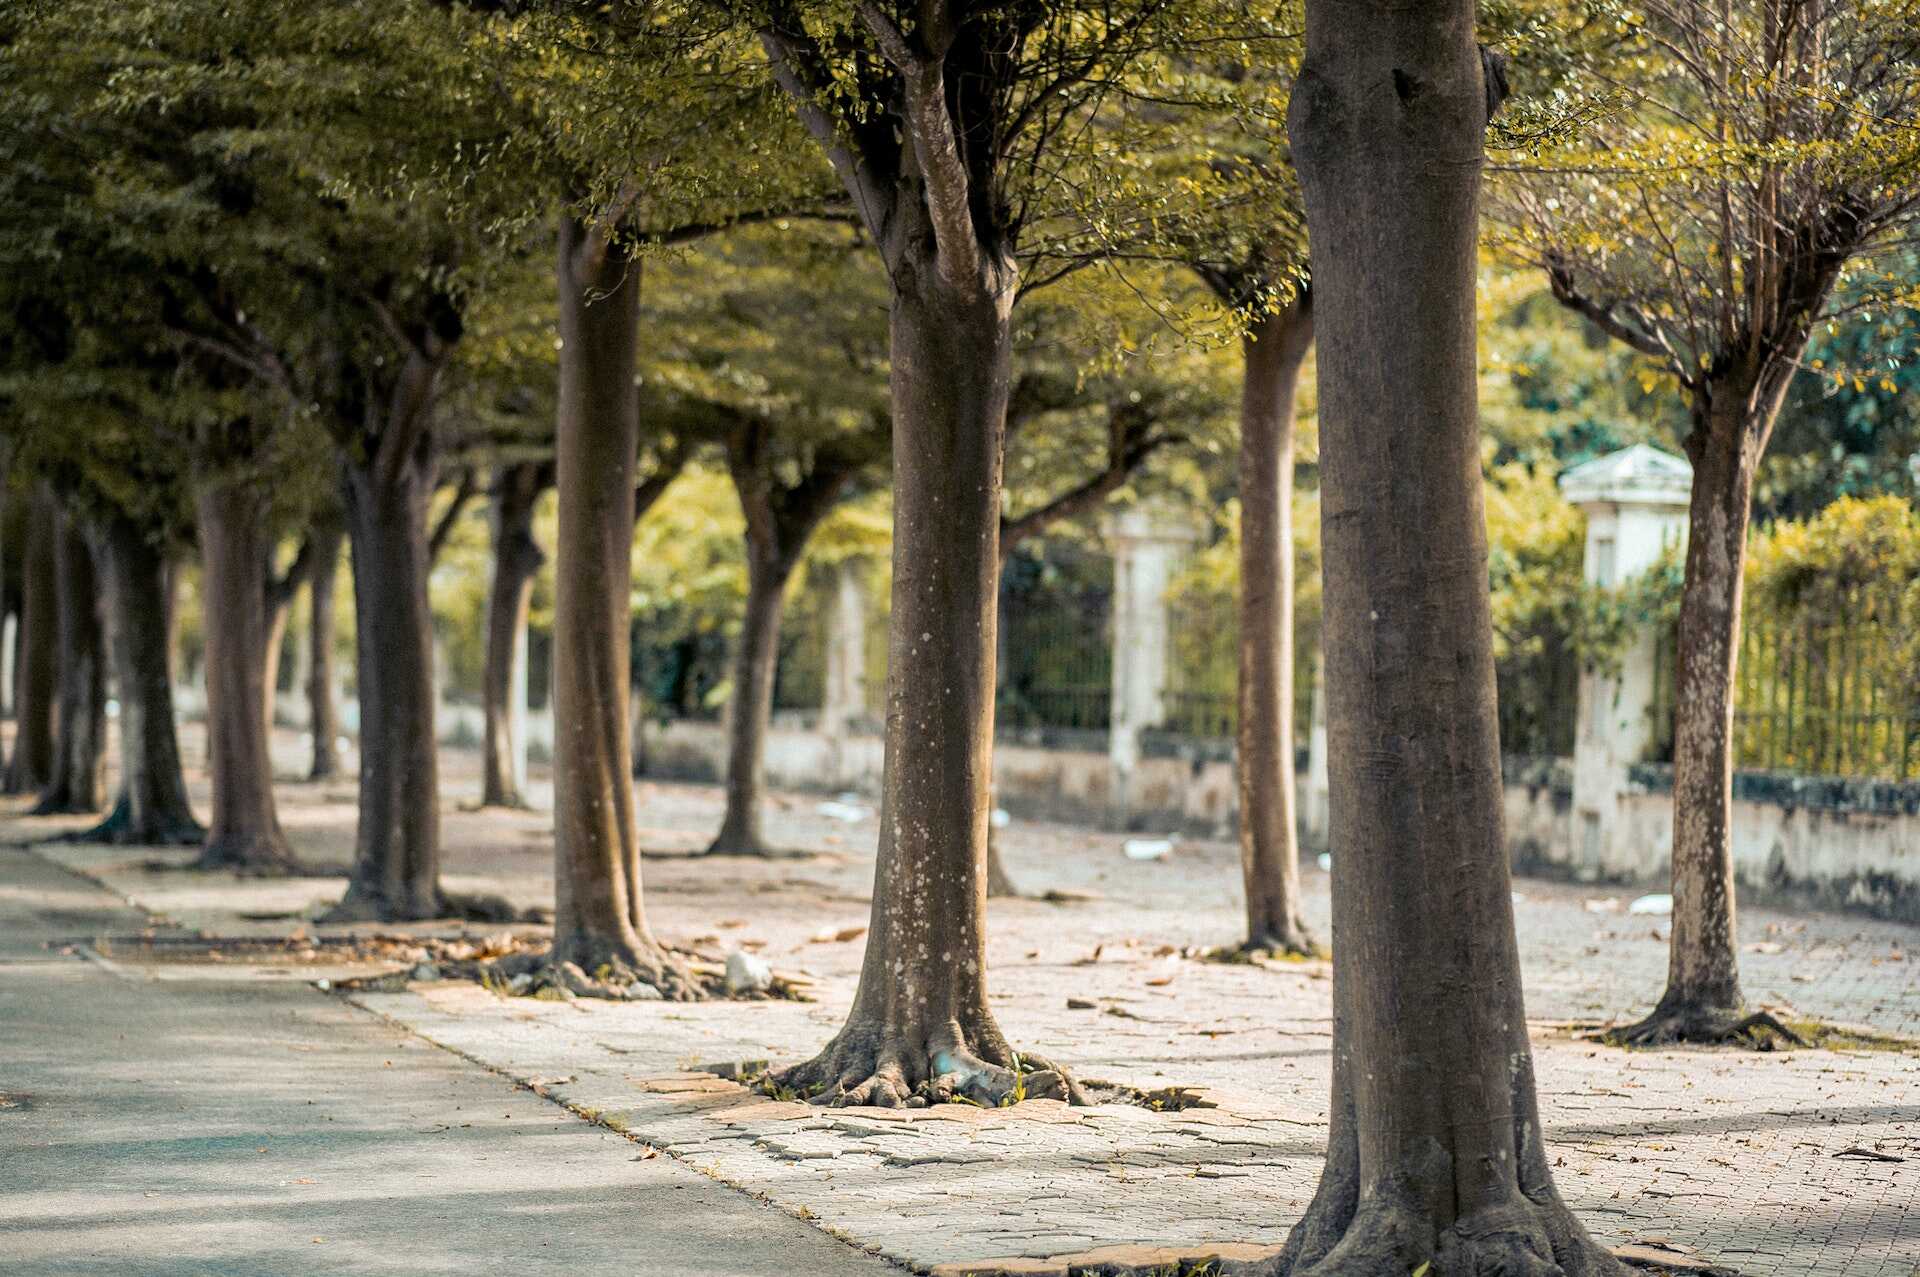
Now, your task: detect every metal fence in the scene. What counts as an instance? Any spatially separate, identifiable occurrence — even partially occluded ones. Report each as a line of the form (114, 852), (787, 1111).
(1648, 584), (1920, 780)
(995, 557), (1112, 735)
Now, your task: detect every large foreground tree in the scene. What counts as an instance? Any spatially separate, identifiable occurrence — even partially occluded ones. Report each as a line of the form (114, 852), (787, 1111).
(1494, 0), (1920, 1044)
(1269, 0), (1624, 1270)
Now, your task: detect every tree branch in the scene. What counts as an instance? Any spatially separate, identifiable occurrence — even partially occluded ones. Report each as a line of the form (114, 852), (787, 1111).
(428, 467), (480, 563)
(1545, 257), (1677, 363)
(758, 2), (897, 245)
(855, 0), (983, 291)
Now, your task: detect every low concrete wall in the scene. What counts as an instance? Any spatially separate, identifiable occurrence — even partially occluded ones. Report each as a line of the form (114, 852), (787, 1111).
(639, 718), (1239, 835)
(1518, 761), (1920, 923)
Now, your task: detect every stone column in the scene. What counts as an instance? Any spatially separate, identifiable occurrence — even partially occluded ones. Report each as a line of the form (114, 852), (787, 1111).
(822, 561), (868, 735)
(1104, 501), (1198, 824)
(821, 560), (869, 788)
(1559, 444), (1692, 880)
(509, 615), (530, 795)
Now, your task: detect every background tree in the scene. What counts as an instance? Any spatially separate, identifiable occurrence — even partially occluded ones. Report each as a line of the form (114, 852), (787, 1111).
(1492, 0), (1920, 1044)
(751, 0), (1268, 1105)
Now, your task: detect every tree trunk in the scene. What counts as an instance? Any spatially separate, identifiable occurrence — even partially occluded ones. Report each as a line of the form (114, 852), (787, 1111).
(547, 214), (691, 993)
(81, 515), (203, 845)
(306, 520), (345, 781)
(706, 545), (795, 854)
(1612, 390), (1784, 1045)
(34, 508), (106, 815)
(194, 480), (297, 871)
(331, 439), (445, 920)
(1277, 4), (1620, 1270)
(1234, 296), (1317, 957)
(4, 489), (57, 796)
(481, 462), (547, 809)
(776, 258), (1054, 1106)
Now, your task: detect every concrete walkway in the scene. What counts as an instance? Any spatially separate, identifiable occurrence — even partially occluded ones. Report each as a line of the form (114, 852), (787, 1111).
(0, 848), (900, 1276)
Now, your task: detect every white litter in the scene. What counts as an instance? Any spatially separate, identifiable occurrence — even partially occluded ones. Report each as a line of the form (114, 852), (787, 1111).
(990, 807), (1011, 829)
(1123, 836), (1177, 861)
(1628, 893), (1673, 916)
(1584, 897), (1623, 914)
(409, 962), (441, 982)
(625, 980), (664, 1001)
(1316, 853), (1332, 872)
(724, 950), (773, 995)
(816, 800), (871, 823)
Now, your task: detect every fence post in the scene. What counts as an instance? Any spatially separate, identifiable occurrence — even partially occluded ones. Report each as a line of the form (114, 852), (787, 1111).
(822, 559), (869, 784)
(1558, 444), (1692, 880)
(1104, 500), (1198, 826)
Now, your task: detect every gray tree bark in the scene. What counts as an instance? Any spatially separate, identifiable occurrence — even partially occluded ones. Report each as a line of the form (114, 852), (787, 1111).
(81, 514), (202, 845)
(34, 507), (107, 815)
(547, 214), (693, 994)
(331, 418), (446, 920)
(4, 488), (58, 796)
(305, 519), (345, 782)
(481, 461), (549, 809)
(1271, 2), (1621, 1270)
(774, 238), (1039, 1104)
(1234, 295), (1317, 956)
(194, 479), (297, 871)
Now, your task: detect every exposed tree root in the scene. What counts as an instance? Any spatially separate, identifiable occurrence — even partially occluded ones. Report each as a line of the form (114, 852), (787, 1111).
(52, 795), (205, 848)
(475, 942), (707, 1002)
(191, 834), (322, 878)
(985, 837), (1021, 898)
(1602, 1000), (1807, 1049)
(769, 1019), (1087, 1109)
(697, 832), (814, 859)
(319, 886), (525, 925)
(1257, 1189), (1627, 1276)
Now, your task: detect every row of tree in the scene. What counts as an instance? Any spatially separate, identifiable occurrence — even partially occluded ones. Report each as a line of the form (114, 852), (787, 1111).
(2, 0), (1915, 1268)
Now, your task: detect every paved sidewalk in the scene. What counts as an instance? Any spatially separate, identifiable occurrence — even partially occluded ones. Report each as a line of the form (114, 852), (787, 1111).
(6, 726), (1918, 1275)
(0, 849), (902, 1277)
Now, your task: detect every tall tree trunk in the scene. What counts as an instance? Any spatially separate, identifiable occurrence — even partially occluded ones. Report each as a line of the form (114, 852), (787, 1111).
(776, 259), (1064, 1106)
(481, 462), (548, 809)
(331, 437), (445, 920)
(1277, 5), (1620, 1271)
(1612, 385), (1798, 1046)
(706, 545), (795, 854)
(34, 509), (106, 815)
(547, 214), (691, 993)
(194, 480), (297, 871)
(306, 520), (345, 781)
(83, 514), (203, 845)
(4, 489), (57, 796)
(1234, 295), (1317, 957)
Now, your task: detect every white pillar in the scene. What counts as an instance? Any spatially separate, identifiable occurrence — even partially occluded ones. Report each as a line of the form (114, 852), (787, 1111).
(1560, 444), (1692, 880)
(1104, 501), (1198, 823)
(822, 560), (868, 735)
(509, 616), (530, 794)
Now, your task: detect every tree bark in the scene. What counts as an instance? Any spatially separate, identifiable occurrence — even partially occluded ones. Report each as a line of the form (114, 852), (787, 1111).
(1275, 4), (1620, 1270)
(80, 514), (203, 845)
(547, 214), (692, 993)
(707, 545), (794, 854)
(194, 479), (297, 871)
(775, 252), (1045, 1105)
(4, 488), (58, 796)
(306, 519), (345, 781)
(1234, 296), (1317, 956)
(331, 426), (446, 920)
(1611, 383), (1797, 1046)
(33, 508), (107, 815)
(481, 461), (549, 809)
